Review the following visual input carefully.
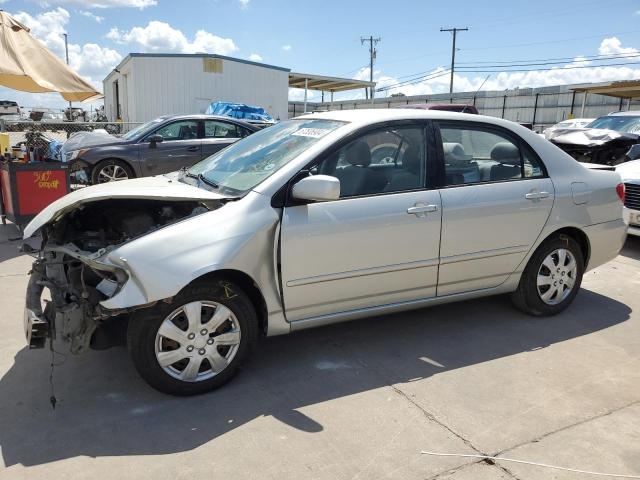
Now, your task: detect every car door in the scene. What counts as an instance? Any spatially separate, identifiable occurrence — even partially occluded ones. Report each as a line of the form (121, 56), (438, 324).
(139, 119), (201, 175)
(435, 121), (554, 296)
(201, 120), (244, 159)
(279, 124), (442, 322)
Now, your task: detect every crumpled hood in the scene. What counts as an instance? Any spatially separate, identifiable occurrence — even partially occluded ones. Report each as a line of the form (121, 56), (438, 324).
(61, 130), (126, 154)
(23, 175), (227, 239)
(549, 128), (639, 147)
(616, 159), (640, 182)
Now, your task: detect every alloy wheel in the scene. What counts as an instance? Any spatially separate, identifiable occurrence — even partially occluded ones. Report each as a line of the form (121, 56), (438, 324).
(536, 248), (578, 305)
(154, 301), (241, 382)
(97, 164), (129, 182)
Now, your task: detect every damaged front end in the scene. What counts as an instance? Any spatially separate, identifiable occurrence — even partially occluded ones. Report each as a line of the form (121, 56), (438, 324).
(549, 128), (640, 166)
(24, 198), (213, 353)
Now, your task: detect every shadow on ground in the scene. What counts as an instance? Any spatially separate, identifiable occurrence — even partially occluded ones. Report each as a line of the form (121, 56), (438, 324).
(0, 224), (23, 263)
(0, 289), (631, 467)
(620, 235), (640, 261)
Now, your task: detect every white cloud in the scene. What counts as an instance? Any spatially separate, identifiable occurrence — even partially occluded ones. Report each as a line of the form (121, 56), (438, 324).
(282, 45), (292, 51)
(36, 0), (156, 9)
(238, 0), (250, 9)
(248, 53), (263, 61)
(78, 10), (105, 22)
(107, 21), (238, 55)
(11, 8), (121, 90)
(598, 36), (638, 56)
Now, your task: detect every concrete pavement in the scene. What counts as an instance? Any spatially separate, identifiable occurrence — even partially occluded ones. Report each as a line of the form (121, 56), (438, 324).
(0, 222), (638, 479)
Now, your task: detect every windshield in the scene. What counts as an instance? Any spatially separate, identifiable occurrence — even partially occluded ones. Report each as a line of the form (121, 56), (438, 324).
(122, 117), (167, 140)
(187, 118), (345, 195)
(587, 115), (640, 134)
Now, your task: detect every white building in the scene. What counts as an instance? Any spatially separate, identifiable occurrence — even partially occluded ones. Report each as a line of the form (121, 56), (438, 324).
(103, 53), (291, 123)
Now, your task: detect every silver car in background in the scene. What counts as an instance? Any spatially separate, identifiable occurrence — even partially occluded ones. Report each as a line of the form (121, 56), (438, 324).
(22, 110), (627, 395)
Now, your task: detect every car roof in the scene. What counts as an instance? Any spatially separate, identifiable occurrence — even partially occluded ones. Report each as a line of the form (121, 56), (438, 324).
(297, 108), (507, 127)
(159, 114), (259, 129)
(607, 111), (640, 117)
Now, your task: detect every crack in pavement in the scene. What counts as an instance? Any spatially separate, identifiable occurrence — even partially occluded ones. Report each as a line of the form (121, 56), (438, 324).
(493, 398), (640, 457)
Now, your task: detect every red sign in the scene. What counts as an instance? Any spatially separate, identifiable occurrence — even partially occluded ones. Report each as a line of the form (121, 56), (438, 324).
(15, 170), (68, 215)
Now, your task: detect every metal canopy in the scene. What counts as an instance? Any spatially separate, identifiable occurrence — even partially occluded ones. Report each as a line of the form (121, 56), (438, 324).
(289, 72), (374, 92)
(570, 80), (640, 99)
(289, 72), (375, 115)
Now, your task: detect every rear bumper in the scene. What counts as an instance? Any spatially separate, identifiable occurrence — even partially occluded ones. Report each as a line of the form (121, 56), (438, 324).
(623, 207), (640, 237)
(583, 218), (627, 271)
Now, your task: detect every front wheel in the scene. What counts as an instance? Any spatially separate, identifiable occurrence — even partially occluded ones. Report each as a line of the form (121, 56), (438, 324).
(127, 280), (258, 395)
(511, 234), (584, 316)
(91, 159), (134, 184)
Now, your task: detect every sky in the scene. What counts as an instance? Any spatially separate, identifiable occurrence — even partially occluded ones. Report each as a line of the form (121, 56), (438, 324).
(1, 0), (639, 110)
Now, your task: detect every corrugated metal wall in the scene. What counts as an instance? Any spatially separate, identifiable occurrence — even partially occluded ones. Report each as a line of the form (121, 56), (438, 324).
(289, 84), (640, 131)
(104, 56), (289, 122)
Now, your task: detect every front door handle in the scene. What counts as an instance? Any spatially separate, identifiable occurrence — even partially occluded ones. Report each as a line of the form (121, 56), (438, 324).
(525, 191), (550, 200)
(407, 204), (438, 215)
(186, 146), (200, 152)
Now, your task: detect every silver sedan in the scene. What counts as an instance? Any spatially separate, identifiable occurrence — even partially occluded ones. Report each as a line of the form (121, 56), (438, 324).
(23, 109), (627, 395)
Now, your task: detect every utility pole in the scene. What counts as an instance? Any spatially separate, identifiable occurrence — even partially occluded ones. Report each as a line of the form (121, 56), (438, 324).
(440, 27), (468, 94)
(361, 35), (380, 102)
(63, 33), (72, 117)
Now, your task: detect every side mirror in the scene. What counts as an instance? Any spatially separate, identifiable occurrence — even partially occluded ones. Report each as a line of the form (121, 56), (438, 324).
(291, 175), (340, 202)
(148, 134), (163, 147)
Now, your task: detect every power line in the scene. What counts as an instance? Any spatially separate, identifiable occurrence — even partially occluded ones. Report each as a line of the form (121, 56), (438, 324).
(440, 27), (468, 93)
(456, 60), (640, 73)
(455, 53), (640, 69)
(376, 70), (451, 93)
(457, 51), (640, 67)
(463, 30), (640, 51)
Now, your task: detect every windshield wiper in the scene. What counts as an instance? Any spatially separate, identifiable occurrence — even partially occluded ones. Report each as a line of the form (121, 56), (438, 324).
(197, 173), (219, 189)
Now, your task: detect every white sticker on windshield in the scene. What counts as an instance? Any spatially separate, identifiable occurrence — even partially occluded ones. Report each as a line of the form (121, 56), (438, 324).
(292, 128), (331, 138)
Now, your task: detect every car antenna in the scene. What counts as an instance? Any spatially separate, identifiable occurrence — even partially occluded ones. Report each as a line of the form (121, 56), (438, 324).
(462, 75), (490, 114)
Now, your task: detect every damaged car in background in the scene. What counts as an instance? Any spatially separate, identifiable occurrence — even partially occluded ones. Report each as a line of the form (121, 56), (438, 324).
(22, 110), (627, 396)
(548, 111), (640, 166)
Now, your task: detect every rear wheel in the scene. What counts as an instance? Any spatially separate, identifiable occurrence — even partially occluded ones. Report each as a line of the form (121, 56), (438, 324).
(511, 234), (584, 316)
(91, 159), (134, 184)
(127, 279), (258, 395)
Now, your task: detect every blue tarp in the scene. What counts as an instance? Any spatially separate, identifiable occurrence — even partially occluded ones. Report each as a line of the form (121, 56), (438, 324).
(205, 102), (275, 122)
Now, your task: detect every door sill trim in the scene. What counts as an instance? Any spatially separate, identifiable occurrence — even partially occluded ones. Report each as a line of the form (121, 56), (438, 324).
(289, 283), (514, 332)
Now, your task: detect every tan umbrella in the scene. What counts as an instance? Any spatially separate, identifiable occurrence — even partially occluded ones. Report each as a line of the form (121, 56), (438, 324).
(0, 11), (101, 102)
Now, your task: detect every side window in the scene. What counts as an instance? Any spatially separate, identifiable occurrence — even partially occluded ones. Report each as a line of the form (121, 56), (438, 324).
(439, 125), (543, 186)
(204, 120), (239, 138)
(153, 120), (198, 141)
(314, 126), (426, 198)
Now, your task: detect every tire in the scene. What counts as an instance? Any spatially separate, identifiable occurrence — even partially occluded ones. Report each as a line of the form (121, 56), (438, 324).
(91, 159), (134, 184)
(511, 234), (584, 316)
(127, 279), (258, 395)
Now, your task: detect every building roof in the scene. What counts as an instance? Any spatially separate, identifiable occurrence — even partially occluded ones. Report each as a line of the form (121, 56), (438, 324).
(289, 72), (375, 92)
(570, 80), (640, 99)
(104, 52), (290, 82)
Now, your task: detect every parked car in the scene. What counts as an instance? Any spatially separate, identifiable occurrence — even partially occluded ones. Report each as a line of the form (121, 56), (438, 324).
(542, 118), (594, 139)
(397, 103), (479, 114)
(0, 100), (20, 116)
(616, 159), (640, 237)
(61, 114), (259, 184)
(23, 110), (626, 395)
(549, 111), (640, 165)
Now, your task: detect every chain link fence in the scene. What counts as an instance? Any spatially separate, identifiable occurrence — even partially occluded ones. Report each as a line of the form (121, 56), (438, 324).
(0, 119), (143, 154)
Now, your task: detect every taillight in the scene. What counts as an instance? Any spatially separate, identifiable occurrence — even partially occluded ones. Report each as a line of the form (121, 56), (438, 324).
(616, 183), (625, 203)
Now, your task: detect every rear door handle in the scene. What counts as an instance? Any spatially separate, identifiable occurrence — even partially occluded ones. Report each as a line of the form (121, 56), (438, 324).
(186, 146), (199, 152)
(407, 204), (438, 215)
(525, 191), (550, 200)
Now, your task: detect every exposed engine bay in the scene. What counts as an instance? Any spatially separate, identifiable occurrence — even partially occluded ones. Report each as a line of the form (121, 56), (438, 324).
(25, 199), (216, 354)
(549, 128), (640, 166)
